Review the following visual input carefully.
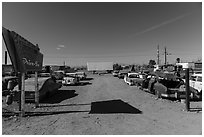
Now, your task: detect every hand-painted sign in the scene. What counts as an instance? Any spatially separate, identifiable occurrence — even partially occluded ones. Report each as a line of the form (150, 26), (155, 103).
(2, 27), (43, 72)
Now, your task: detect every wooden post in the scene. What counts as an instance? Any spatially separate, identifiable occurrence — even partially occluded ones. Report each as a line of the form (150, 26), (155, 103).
(18, 72), (22, 111)
(185, 68), (190, 111)
(20, 73), (25, 117)
(35, 71), (39, 108)
(5, 51), (7, 65)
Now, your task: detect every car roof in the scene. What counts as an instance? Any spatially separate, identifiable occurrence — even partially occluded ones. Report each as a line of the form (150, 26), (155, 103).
(192, 73), (202, 77)
(128, 72), (139, 75)
(54, 70), (64, 73)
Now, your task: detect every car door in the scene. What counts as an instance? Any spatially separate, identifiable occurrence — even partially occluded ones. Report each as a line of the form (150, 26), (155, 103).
(195, 76), (202, 92)
(189, 75), (196, 89)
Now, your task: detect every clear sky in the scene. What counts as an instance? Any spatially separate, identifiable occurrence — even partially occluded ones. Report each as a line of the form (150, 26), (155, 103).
(2, 2), (202, 66)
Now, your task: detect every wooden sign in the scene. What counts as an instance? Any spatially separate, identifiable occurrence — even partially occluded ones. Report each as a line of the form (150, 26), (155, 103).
(2, 27), (43, 72)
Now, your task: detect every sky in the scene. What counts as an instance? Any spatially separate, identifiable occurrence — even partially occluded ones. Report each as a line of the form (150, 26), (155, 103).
(2, 2), (202, 66)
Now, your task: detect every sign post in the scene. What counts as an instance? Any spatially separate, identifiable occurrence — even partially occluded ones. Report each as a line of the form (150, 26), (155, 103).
(20, 73), (25, 117)
(35, 71), (39, 108)
(2, 27), (43, 117)
(185, 68), (190, 111)
(18, 72), (22, 111)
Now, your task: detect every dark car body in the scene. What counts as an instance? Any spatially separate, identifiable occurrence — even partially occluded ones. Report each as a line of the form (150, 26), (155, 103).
(2, 76), (18, 91)
(153, 72), (184, 98)
(134, 73), (148, 87)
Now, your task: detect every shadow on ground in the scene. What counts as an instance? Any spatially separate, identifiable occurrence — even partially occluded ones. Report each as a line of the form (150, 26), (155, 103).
(79, 82), (92, 86)
(2, 110), (89, 118)
(25, 110), (89, 117)
(39, 103), (91, 108)
(40, 90), (78, 104)
(83, 77), (93, 81)
(89, 99), (142, 114)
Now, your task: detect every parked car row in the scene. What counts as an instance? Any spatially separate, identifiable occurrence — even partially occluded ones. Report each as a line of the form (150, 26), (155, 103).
(52, 71), (87, 86)
(113, 70), (202, 100)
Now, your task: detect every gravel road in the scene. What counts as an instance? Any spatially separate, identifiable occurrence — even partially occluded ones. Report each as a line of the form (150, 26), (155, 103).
(2, 74), (202, 135)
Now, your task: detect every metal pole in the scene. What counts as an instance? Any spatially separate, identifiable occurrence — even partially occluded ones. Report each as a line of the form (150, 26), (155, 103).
(164, 47), (167, 65)
(185, 68), (190, 111)
(35, 71), (39, 108)
(20, 73), (25, 117)
(157, 45), (159, 65)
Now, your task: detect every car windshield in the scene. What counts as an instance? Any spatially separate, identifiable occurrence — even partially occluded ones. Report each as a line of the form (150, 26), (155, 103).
(197, 76), (202, 82)
(190, 76), (196, 81)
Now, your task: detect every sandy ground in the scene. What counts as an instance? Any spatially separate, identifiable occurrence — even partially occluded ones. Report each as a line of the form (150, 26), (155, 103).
(2, 74), (202, 135)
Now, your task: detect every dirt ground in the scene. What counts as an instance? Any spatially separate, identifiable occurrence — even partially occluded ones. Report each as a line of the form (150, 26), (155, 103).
(2, 73), (202, 135)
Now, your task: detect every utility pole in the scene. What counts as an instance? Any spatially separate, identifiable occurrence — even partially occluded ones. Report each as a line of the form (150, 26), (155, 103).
(164, 47), (167, 65)
(164, 47), (171, 65)
(157, 45), (160, 65)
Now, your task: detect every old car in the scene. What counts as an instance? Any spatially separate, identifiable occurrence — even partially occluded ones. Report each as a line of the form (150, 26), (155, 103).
(124, 72), (139, 86)
(76, 72), (87, 80)
(2, 76), (18, 94)
(112, 70), (119, 77)
(118, 70), (129, 79)
(134, 73), (148, 87)
(189, 73), (202, 99)
(153, 72), (185, 98)
(52, 70), (65, 80)
(62, 73), (79, 86)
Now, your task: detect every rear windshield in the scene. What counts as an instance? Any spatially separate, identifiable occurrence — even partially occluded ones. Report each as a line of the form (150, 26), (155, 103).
(129, 74), (139, 78)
